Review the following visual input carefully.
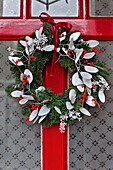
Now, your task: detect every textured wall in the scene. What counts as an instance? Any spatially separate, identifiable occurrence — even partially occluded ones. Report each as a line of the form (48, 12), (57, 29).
(69, 41), (113, 170)
(0, 42), (41, 170)
(90, 0), (113, 16)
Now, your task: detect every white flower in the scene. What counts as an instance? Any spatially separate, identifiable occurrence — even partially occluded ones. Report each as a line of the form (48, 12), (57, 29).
(34, 27), (48, 50)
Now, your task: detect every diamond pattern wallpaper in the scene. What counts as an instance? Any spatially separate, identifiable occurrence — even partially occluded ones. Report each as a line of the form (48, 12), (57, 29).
(69, 41), (113, 170)
(0, 42), (41, 170)
(90, 0), (113, 16)
(0, 40), (113, 170)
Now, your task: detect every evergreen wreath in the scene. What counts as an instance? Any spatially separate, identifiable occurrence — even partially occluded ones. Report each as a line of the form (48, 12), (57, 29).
(6, 13), (110, 133)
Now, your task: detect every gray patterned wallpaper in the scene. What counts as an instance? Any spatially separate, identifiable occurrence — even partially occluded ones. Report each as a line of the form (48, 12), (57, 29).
(0, 41), (113, 170)
(0, 42), (41, 170)
(69, 41), (113, 170)
(90, 0), (113, 16)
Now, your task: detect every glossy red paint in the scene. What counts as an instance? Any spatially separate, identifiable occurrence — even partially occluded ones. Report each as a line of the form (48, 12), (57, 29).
(0, 0), (113, 40)
(42, 61), (68, 170)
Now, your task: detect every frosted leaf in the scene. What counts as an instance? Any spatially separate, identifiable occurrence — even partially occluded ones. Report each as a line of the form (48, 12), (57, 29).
(19, 98), (28, 105)
(59, 32), (66, 42)
(98, 89), (105, 103)
(22, 95), (34, 100)
(86, 96), (96, 107)
(84, 66), (99, 73)
(11, 90), (23, 97)
(24, 69), (33, 84)
(79, 107), (91, 116)
(75, 48), (83, 64)
(20, 40), (26, 47)
(72, 72), (79, 86)
(81, 72), (92, 79)
(83, 52), (95, 59)
(20, 73), (24, 81)
(69, 32), (80, 41)
(43, 45), (54, 51)
(38, 115), (47, 123)
(83, 78), (92, 88)
(29, 108), (38, 121)
(36, 86), (45, 92)
(38, 105), (50, 116)
(8, 56), (24, 66)
(35, 27), (43, 38)
(86, 40), (99, 48)
(54, 106), (62, 114)
(66, 101), (74, 110)
(69, 89), (76, 104)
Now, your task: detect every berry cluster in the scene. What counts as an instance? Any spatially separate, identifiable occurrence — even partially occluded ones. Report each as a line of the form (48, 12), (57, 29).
(15, 59), (21, 65)
(30, 56), (36, 60)
(92, 47), (101, 53)
(22, 74), (30, 85)
(79, 90), (88, 103)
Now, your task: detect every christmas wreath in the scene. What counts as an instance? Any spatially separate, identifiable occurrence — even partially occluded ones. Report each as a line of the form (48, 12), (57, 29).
(6, 13), (110, 133)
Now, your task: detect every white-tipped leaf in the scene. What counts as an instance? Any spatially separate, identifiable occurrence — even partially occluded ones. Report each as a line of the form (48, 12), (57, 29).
(29, 108), (38, 121)
(59, 32), (66, 42)
(70, 32), (80, 41)
(20, 40), (26, 47)
(87, 87), (91, 95)
(86, 40), (99, 48)
(54, 106), (62, 114)
(72, 72), (84, 92)
(98, 89), (105, 103)
(24, 69), (33, 84)
(83, 78), (92, 88)
(43, 45), (54, 51)
(69, 38), (75, 50)
(54, 48), (60, 52)
(83, 52), (95, 59)
(62, 47), (68, 55)
(36, 86), (45, 92)
(35, 27), (43, 38)
(20, 73), (24, 81)
(75, 48), (83, 64)
(86, 96), (96, 107)
(79, 107), (91, 116)
(11, 90), (23, 97)
(19, 98), (28, 105)
(84, 66), (99, 73)
(81, 72), (92, 79)
(22, 95), (34, 100)
(8, 56), (24, 66)
(33, 116), (39, 124)
(38, 115), (46, 123)
(72, 72), (79, 86)
(66, 101), (74, 110)
(69, 89), (76, 104)
(38, 105), (50, 116)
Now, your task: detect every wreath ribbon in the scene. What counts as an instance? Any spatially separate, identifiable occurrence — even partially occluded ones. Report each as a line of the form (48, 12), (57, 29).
(39, 12), (72, 76)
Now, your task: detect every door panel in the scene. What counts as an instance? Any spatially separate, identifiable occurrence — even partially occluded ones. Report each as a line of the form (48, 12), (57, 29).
(69, 41), (113, 170)
(0, 41), (41, 170)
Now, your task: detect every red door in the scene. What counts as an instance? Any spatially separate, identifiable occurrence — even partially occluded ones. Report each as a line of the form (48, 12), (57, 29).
(0, 0), (113, 169)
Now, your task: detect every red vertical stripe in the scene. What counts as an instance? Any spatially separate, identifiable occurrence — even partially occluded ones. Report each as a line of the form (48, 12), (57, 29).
(42, 61), (68, 170)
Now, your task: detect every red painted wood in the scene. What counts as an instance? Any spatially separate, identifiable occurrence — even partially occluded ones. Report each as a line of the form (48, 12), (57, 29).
(42, 61), (68, 170)
(0, 18), (113, 40)
(1, 0), (113, 40)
